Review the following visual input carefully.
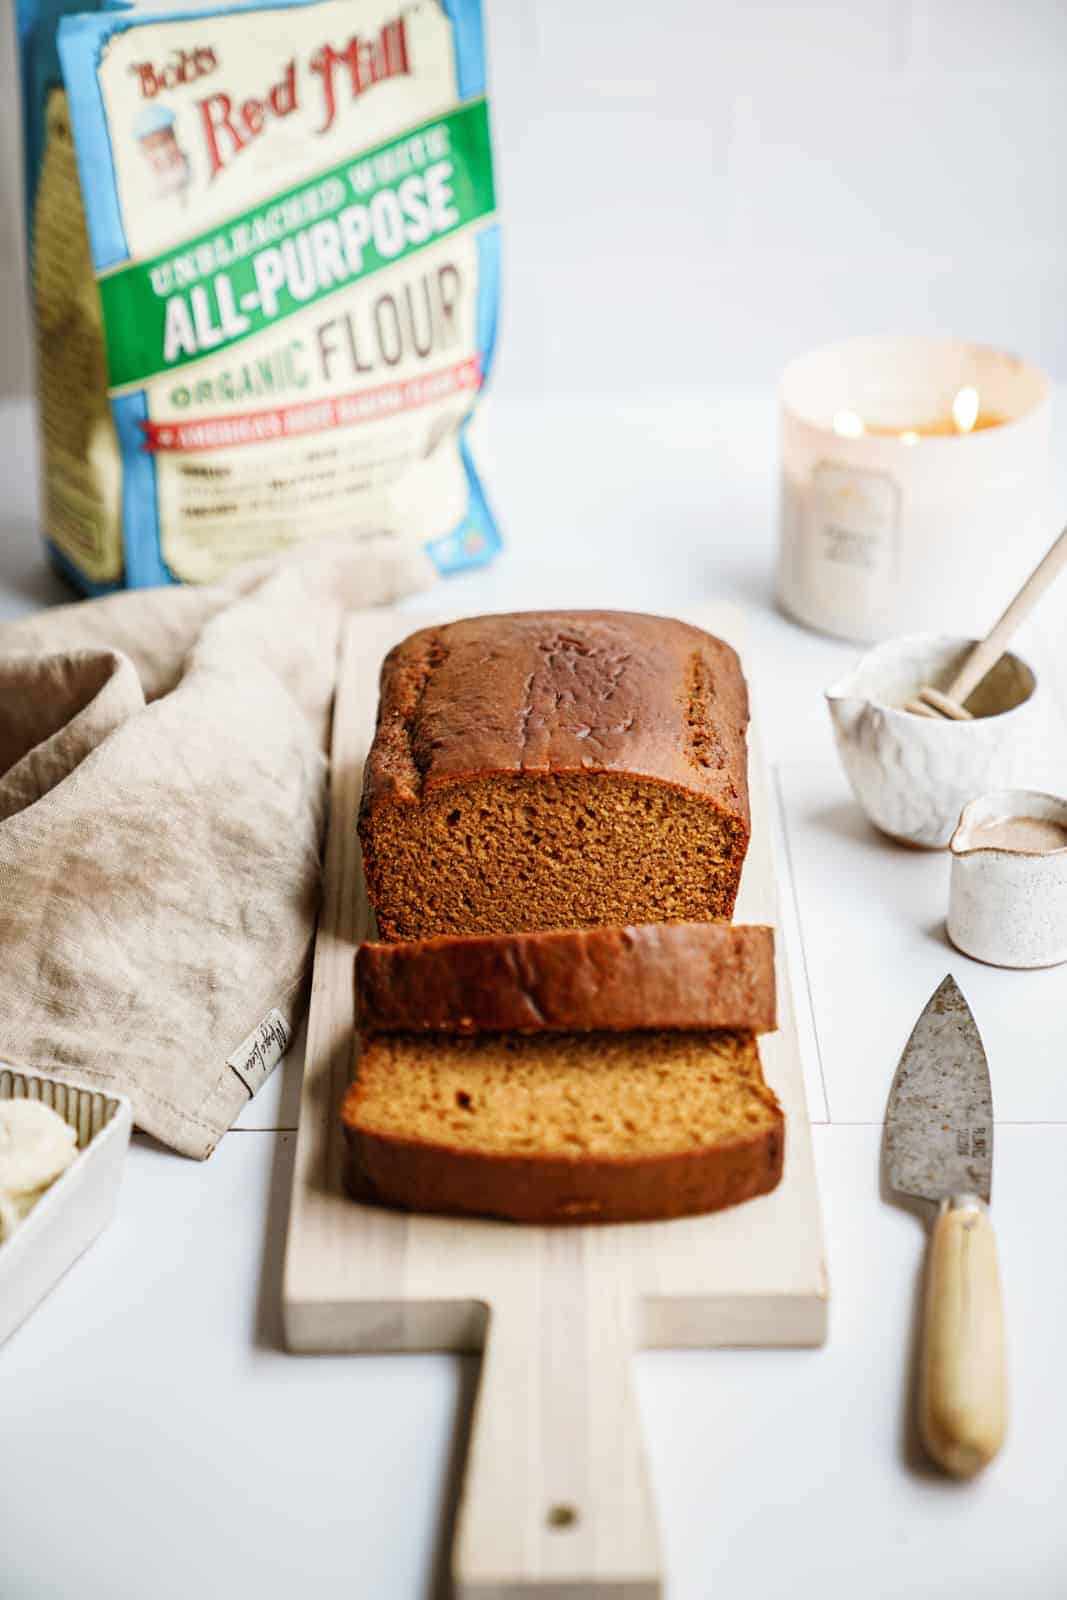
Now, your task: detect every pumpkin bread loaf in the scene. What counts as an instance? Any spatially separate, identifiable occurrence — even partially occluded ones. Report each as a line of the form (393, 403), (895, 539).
(358, 611), (750, 940)
(356, 921), (776, 1036)
(342, 1029), (783, 1225)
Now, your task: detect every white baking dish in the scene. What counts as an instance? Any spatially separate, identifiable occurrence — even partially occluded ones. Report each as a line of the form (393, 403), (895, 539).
(0, 1066), (132, 1346)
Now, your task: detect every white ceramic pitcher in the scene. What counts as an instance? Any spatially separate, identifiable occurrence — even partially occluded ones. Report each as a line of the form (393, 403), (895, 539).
(948, 790), (1067, 967)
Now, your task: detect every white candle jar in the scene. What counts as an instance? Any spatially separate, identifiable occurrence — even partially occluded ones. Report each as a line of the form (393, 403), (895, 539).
(778, 336), (1050, 643)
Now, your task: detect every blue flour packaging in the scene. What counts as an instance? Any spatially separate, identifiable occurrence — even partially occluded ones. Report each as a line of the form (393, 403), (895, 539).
(16, 0), (500, 591)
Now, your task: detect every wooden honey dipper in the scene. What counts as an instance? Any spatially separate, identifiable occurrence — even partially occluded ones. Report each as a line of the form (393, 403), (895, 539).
(906, 522), (1067, 719)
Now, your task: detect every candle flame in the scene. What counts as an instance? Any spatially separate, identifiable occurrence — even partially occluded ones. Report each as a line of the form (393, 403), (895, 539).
(832, 408), (865, 439)
(951, 385), (980, 434)
(899, 430), (920, 446)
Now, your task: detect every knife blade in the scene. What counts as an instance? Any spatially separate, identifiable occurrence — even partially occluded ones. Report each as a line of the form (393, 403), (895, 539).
(885, 976), (1007, 1479)
(885, 974), (992, 1207)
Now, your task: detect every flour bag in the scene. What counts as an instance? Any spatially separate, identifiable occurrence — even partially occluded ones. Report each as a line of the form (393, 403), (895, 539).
(16, 0), (500, 592)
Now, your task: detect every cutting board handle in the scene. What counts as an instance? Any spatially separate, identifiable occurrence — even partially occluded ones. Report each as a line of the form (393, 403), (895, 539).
(453, 1263), (661, 1598)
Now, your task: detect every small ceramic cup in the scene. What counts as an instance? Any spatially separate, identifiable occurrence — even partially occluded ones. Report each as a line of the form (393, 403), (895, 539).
(826, 634), (1038, 847)
(948, 790), (1067, 968)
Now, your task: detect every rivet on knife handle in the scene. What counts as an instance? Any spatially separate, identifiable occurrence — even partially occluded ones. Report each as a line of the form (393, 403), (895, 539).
(919, 1196), (1008, 1478)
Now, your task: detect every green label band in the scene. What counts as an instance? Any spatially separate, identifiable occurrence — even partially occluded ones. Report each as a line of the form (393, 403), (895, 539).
(98, 98), (494, 392)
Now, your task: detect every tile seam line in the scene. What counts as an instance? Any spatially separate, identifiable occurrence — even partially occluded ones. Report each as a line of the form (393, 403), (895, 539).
(809, 1119), (1067, 1128)
(225, 1120), (1067, 1130)
(772, 761), (832, 1124)
(230, 1125), (299, 1133)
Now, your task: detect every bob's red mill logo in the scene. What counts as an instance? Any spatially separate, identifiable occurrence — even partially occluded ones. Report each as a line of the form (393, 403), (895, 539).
(129, 15), (410, 179)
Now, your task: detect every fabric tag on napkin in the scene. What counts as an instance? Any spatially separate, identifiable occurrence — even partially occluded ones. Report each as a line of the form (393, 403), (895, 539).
(227, 1011), (293, 1097)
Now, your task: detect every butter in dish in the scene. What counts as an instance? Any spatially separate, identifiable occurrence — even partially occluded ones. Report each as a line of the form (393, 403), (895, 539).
(0, 1068), (132, 1346)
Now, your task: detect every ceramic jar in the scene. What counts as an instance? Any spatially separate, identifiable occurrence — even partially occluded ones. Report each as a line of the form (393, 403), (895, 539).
(826, 634), (1038, 848)
(948, 790), (1067, 968)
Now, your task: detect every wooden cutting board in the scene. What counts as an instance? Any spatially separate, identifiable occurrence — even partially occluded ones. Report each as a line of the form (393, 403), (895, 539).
(282, 604), (828, 1599)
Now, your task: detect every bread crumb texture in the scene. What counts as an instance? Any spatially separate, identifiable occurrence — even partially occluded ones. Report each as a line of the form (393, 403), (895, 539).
(342, 1030), (783, 1223)
(365, 773), (747, 938)
(347, 1029), (777, 1155)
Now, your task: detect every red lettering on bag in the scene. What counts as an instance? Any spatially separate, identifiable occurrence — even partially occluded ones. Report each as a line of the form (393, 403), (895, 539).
(309, 19), (409, 135)
(197, 92), (248, 177)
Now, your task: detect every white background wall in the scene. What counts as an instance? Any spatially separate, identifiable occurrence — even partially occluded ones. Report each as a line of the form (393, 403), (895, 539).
(2, 0), (1067, 400)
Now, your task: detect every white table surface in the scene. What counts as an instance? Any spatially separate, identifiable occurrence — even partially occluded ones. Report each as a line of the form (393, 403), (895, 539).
(3, 386), (1067, 1599)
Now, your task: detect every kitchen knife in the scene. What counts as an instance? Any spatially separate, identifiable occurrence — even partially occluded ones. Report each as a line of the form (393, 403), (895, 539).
(884, 974), (1007, 1478)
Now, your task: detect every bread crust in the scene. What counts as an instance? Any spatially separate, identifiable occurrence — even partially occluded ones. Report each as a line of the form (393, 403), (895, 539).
(358, 611), (751, 937)
(342, 1097), (785, 1225)
(355, 922), (776, 1035)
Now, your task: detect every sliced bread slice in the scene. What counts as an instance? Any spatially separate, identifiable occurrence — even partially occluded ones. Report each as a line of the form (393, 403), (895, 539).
(342, 1029), (783, 1224)
(355, 922), (776, 1036)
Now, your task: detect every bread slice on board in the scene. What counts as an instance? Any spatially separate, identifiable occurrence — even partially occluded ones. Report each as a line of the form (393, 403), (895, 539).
(342, 1029), (783, 1225)
(358, 611), (751, 940)
(356, 921), (776, 1036)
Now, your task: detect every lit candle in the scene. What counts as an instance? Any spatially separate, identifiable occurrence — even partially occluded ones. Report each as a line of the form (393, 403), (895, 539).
(778, 337), (1050, 643)
(831, 385), (994, 443)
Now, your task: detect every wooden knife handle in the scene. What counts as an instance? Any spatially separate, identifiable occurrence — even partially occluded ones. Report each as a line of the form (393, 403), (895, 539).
(919, 1198), (1008, 1478)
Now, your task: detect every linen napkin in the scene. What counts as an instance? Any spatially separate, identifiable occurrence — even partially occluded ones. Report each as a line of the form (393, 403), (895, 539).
(0, 538), (434, 1157)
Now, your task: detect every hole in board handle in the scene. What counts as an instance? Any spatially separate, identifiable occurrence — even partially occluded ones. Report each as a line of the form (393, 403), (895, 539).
(546, 1503), (579, 1530)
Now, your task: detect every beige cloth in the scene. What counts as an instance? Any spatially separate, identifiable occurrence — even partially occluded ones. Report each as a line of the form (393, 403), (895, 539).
(0, 538), (433, 1157)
